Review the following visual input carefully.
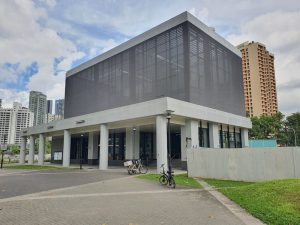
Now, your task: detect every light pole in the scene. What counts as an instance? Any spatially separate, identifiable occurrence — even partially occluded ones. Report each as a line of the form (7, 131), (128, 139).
(80, 134), (84, 169)
(290, 127), (297, 147)
(166, 110), (174, 173)
(133, 127), (136, 159)
(1, 134), (7, 169)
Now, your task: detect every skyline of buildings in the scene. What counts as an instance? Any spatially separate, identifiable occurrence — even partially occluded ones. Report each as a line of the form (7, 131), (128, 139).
(237, 41), (278, 117)
(0, 102), (33, 145)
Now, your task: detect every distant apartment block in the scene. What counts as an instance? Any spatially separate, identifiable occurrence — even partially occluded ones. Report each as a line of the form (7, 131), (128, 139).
(237, 41), (278, 117)
(0, 99), (2, 108)
(47, 100), (53, 114)
(45, 113), (63, 123)
(0, 103), (33, 145)
(55, 99), (64, 118)
(29, 91), (47, 126)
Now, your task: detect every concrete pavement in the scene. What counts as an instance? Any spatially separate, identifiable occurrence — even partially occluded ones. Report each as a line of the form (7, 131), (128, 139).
(0, 169), (247, 225)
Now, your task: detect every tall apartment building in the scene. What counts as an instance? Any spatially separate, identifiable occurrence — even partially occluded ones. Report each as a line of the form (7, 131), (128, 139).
(237, 41), (278, 117)
(47, 100), (53, 114)
(55, 99), (64, 118)
(0, 103), (33, 145)
(0, 99), (2, 108)
(29, 91), (47, 126)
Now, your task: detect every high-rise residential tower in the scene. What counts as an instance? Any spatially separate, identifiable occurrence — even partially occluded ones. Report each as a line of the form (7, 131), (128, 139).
(0, 103), (33, 145)
(29, 91), (47, 125)
(47, 100), (53, 114)
(237, 41), (278, 117)
(55, 99), (64, 118)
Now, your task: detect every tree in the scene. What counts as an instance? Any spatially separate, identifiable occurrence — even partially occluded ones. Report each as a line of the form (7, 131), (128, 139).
(285, 112), (300, 146)
(249, 112), (284, 140)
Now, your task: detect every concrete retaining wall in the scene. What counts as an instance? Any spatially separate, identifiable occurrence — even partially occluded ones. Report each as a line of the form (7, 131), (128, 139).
(187, 147), (300, 182)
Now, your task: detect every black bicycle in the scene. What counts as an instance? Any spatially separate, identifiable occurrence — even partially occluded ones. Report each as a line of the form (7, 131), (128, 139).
(159, 164), (176, 188)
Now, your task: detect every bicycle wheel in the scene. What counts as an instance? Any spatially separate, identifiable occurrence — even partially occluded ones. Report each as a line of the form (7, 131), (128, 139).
(168, 177), (176, 189)
(139, 166), (148, 174)
(159, 175), (168, 185)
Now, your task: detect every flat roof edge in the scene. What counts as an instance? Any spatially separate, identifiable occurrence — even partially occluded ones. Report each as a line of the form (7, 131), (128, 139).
(67, 11), (240, 77)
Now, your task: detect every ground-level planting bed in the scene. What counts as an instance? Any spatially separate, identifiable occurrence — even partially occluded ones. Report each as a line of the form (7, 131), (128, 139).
(3, 165), (71, 170)
(205, 179), (300, 225)
(137, 173), (202, 189)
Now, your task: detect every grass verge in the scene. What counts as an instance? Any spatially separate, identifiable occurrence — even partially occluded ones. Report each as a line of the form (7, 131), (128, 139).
(2, 165), (71, 170)
(137, 173), (202, 189)
(205, 178), (300, 225)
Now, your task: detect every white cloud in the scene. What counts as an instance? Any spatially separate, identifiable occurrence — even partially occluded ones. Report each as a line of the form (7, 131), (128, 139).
(0, 88), (29, 108)
(0, 0), (85, 104)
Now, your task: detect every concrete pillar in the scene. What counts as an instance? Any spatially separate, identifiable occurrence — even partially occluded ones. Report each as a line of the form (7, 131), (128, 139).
(20, 136), (26, 164)
(28, 135), (35, 165)
(156, 115), (168, 172)
(133, 128), (140, 159)
(185, 119), (199, 148)
(63, 130), (71, 167)
(38, 134), (45, 165)
(88, 132), (98, 165)
(241, 128), (249, 148)
(125, 127), (140, 160)
(209, 123), (220, 148)
(180, 125), (187, 161)
(99, 124), (108, 170)
(125, 128), (133, 160)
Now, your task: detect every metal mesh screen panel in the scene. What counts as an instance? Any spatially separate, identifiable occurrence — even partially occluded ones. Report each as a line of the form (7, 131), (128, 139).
(188, 23), (245, 116)
(65, 22), (245, 118)
(65, 24), (186, 118)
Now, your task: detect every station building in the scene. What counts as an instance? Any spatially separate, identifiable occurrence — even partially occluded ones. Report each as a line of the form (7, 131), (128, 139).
(20, 12), (251, 171)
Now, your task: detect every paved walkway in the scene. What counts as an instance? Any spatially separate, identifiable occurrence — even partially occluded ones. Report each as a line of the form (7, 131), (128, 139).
(0, 169), (247, 225)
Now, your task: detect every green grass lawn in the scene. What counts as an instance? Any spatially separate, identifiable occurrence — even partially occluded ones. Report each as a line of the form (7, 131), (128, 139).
(205, 178), (300, 225)
(2, 165), (71, 170)
(137, 173), (202, 189)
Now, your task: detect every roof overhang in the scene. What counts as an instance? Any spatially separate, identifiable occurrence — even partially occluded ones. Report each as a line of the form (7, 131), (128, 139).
(21, 97), (251, 137)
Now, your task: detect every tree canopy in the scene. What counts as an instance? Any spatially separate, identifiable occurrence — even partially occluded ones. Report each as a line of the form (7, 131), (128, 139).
(249, 112), (300, 146)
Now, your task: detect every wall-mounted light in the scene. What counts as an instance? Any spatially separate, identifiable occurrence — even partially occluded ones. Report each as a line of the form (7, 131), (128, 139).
(47, 126), (54, 129)
(76, 120), (85, 124)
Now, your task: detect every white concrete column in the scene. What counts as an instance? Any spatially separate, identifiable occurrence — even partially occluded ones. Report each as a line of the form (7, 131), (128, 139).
(125, 127), (140, 160)
(20, 136), (26, 164)
(185, 119), (199, 148)
(28, 135), (35, 165)
(241, 128), (249, 148)
(133, 128), (140, 159)
(99, 124), (108, 170)
(125, 128), (133, 160)
(63, 130), (71, 167)
(156, 115), (168, 172)
(180, 125), (187, 161)
(38, 134), (45, 165)
(209, 123), (220, 148)
(88, 132), (98, 164)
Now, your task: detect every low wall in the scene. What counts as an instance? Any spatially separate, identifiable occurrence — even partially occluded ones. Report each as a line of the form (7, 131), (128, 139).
(187, 147), (300, 182)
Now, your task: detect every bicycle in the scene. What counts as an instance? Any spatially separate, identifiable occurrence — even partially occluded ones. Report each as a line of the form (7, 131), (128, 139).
(124, 159), (148, 175)
(159, 164), (176, 188)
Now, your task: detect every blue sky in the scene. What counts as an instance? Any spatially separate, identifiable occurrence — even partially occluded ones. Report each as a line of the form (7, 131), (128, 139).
(0, 0), (300, 114)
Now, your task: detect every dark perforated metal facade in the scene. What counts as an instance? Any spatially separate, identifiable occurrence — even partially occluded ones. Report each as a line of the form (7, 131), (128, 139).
(64, 22), (245, 118)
